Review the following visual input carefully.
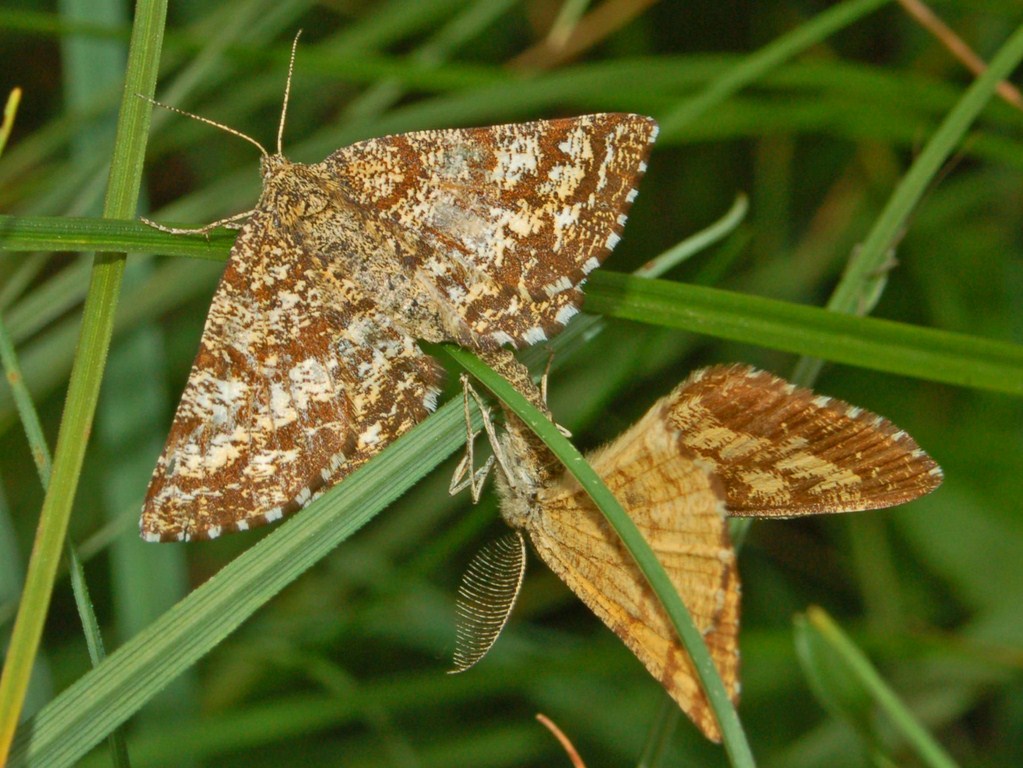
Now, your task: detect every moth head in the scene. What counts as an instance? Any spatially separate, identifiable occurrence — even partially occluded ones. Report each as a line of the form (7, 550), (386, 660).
(259, 153), (289, 180)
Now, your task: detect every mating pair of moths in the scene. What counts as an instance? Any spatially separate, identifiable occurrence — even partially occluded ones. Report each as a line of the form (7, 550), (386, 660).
(141, 62), (941, 741)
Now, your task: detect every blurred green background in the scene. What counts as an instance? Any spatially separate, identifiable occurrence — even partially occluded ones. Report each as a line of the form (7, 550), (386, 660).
(1, 1), (1021, 766)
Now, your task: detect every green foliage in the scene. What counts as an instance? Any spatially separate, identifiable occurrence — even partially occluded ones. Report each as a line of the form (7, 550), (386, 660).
(1, 2), (1021, 766)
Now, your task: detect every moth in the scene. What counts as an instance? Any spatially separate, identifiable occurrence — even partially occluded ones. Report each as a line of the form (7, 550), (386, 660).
(139, 37), (657, 541)
(453, 364), (942, 741)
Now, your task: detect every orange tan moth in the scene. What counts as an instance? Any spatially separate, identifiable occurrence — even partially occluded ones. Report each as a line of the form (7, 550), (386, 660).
(452, 364), (942, 741)
(138, 35), (657, 541)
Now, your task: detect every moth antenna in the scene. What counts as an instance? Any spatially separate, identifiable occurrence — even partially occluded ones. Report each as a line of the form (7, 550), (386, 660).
(138, 93), (268, 158)
(450, 531), (526, 674)
(277, 30), (302, 156)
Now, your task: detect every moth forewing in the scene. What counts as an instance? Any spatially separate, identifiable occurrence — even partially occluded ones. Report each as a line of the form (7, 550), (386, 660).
(665, 365), (943, 518)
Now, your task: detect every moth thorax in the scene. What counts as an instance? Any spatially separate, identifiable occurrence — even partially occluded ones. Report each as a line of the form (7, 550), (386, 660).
(494, 428), (547, 530)
(495, 471), (536, 531)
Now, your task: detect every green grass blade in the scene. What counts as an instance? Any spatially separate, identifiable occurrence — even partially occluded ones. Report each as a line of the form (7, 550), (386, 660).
(795, 607), (960, 768)
(830, 22), (1023, 319)
(659, 0), (891, 135)
(0, 316), (52, 484)
(2, 269), (131, 766)
(0, 89), (21, 155)
(3, 217), (1019, 400)
(634, 194), (749, 279)
(0, 0), (167, 757)
(0, 215), (234, 260)
(793, 20), (1023, 384)
(67, 546), (131, 768)
(583, 273), (1023, 396)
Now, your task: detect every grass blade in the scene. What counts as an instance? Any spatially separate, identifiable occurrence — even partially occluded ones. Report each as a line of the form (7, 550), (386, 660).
(795, 607), (959, 768)
(583, 273), (1023, 396)
(0, 0), (168, 757)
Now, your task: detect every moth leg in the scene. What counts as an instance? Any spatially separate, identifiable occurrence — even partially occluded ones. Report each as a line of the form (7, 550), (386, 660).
(448, 374), (478, 496)
(539, 350), (571, 438)
(540, 351), (552, 409)
(449, 374), (497, 502)
(451, 356), (566, 501)
(481, 346), (572, 438)
(468, 377), (519, 488)
(140, 208), (255, 236)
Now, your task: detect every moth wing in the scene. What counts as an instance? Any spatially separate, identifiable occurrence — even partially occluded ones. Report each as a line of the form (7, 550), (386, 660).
(140, 212), (442, 541)
(526, 401), (740, 742)
(321, 114), (657, 348)
(665, 365), (943, 517)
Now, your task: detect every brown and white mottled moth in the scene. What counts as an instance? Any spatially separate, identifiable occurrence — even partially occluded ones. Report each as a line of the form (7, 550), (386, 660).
(453, 364), (942, 741)
(139, 39), (658, 541)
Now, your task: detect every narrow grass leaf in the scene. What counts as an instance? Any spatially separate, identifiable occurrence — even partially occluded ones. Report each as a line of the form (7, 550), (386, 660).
(795, 607), (960, 768)
(0, 0), (168, 757)
(659, 0), (891, 135)
(583, 273), (1023, 396)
